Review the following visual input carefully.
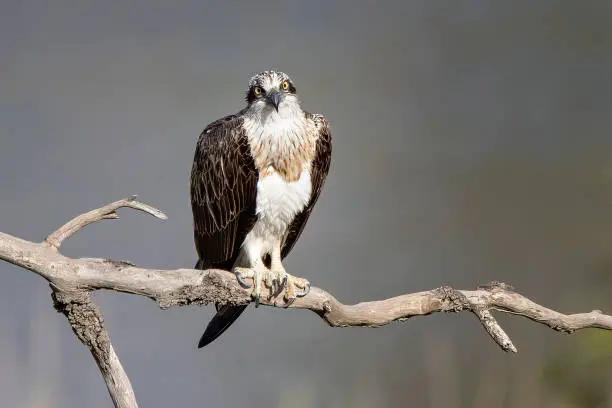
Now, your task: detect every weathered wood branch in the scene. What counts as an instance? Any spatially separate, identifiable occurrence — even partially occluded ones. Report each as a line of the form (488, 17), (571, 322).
(1, 197), (610, 407)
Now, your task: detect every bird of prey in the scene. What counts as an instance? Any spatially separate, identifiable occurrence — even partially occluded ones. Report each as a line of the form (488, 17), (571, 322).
(190, 70), (332, 348)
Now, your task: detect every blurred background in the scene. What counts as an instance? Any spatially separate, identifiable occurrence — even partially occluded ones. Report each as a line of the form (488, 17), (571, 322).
(1, 1), (612, 407)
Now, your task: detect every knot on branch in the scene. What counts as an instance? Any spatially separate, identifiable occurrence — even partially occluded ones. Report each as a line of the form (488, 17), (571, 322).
(548, 320), (576, 334)
(436, 285), (471, 313)
(51, 287), (111, 373)
(157, 270), (251, 309)
(477, 280), (515, 292)
(105, 259), (136, 268)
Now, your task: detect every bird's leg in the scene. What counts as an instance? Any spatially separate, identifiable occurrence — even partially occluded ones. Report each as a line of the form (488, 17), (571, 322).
(268, 247), (310, 306)
(233, 261), (273, 308)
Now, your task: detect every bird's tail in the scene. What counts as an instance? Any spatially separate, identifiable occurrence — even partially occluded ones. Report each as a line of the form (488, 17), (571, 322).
(198, 303), (248, 348)
(195, 259), (248, 348)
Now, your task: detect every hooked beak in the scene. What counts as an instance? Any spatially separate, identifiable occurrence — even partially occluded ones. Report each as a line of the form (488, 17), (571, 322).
(267, 90), (281, 112)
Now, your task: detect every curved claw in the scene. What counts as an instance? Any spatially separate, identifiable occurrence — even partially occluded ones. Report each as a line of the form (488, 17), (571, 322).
(296, 283), (311, 298)
(234, 271), (251, 289)
(273, 276), (287, 298)
(271, 280), (278, 297)
(284, 297), (296, 308)
(254, 293), (260, 308)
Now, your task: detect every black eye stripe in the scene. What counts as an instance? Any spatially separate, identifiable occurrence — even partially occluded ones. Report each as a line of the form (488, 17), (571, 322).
(246, 85), (266, 104)
(287, 81), (296, 94)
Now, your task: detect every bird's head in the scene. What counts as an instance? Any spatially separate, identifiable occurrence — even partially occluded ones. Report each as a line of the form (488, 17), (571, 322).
(245, 70), (300, 115)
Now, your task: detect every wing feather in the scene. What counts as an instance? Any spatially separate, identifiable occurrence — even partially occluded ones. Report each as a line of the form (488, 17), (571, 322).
(190, 113), (259, 268)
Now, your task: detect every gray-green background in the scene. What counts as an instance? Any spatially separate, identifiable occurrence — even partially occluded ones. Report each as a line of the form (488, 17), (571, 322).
(2, 1), (612, 407)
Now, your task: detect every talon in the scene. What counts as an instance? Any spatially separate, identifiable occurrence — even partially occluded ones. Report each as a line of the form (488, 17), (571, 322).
(284, 297), (296, 307)
(273, 276), (287, 297)
(271, 280), (278, 297)
(296, 283), (310, 298)
(253, 274), (262, 307)
(234, 271), (251, 289)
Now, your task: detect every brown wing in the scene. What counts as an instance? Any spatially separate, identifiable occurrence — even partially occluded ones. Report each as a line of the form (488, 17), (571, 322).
(190, 112), (259, 270)
(281, 113), (332, 259)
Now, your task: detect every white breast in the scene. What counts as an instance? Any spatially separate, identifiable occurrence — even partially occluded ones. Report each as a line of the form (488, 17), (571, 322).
(256, 168), (312, 236)
(239, 168), (312, 265)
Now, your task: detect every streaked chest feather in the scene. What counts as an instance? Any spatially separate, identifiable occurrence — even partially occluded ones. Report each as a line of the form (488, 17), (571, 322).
(243, 113), (317, 182)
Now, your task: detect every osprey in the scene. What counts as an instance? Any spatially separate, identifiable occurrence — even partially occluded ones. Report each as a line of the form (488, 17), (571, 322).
(191, 71), (332, 348)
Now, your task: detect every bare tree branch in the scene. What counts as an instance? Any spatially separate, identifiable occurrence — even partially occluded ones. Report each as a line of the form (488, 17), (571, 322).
(1, 197), (611, 406)
(45, 195), (167, 250)
(51, 289), (137, 408)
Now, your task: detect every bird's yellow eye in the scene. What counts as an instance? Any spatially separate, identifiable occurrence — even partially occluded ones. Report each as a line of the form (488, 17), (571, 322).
(253, 86), (263, 96)
(280, 81), (290, 91)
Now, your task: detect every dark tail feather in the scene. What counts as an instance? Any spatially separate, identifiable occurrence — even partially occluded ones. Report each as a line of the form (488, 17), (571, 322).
(197, 304), (248, 348)
(195, 259), (247, 348)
